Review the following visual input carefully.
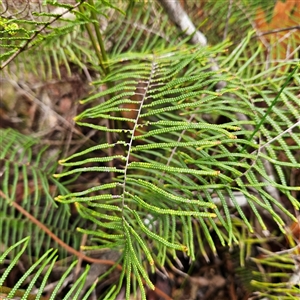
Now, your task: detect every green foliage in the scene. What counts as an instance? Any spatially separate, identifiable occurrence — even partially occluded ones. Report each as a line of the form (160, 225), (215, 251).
(54, 38), (299, 297)
(0, 129), (84, 261)
(188, 0), (276, 44)
(0, 237), (93, 300)
(251, 250), (300, 300)
(1, 0), (300, 299)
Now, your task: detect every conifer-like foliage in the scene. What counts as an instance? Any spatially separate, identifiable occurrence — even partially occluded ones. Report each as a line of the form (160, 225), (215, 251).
(1, 0), (300, 299)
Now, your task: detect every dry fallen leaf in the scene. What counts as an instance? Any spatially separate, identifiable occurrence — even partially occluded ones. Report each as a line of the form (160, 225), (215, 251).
(255, 0), (300, 61)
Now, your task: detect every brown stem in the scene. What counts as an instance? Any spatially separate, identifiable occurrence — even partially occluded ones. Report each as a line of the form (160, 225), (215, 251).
(4, 193), (121, 268)
(0, 285), (48, 300)
(0, 190), (172, 300)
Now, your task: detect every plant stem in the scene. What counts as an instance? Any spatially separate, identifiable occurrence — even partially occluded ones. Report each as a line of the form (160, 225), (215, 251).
(79, 4), (106, 75)
(0, 190), (172, 300)
(0, 286), (48, 300)
(247, 63), (299, 144)
(0, 0), (86, 70)
(88, 0), (110, 74)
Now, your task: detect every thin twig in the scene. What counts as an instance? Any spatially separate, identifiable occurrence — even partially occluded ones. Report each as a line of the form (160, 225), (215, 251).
(0, 286), (49, 300)
(256, 119), (300, 153)
(0, 190), (121, 268)
(0, 190), (172, 300)
(1, 0), (86, 70)
(254, 26), (300, 38)
(4, 74), (89, 141)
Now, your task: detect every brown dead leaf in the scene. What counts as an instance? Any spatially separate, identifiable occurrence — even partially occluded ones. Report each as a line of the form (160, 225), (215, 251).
(255, 0), (300, 61)
(290, 215), (300, 240)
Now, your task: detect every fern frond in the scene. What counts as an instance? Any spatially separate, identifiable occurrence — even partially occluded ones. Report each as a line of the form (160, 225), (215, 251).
(0, 129), (84, 261)
(250, 249), (300, 299)
(0, 237), (93, 300)
(55, 28), (300, 296)
(0, 1), (87, 71)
